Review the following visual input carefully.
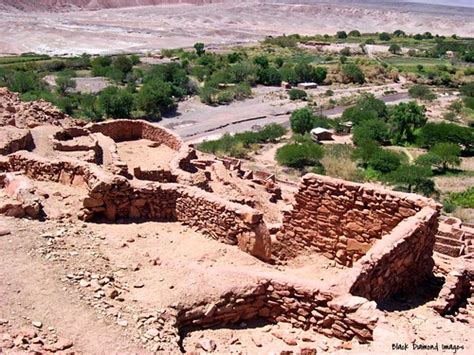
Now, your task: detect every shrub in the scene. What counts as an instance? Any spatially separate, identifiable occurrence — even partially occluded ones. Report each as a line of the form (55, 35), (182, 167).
(197, 124), (286, 157)
(257, 67), (282, 86)
(443, 111), (457, 122)
(460, 82), (474, 97)
(340, 47), (351, 56)
(341, 63), (365, 84)
(288, 88), (308, 101)
(447, 187), (474, 208)
(442, 200), (457, 213)
(408, 85), (436, 101)
(367, 149), (402, 173)
(348, 30), (361, 37)
(276, 142), (324, 169)
(290, 108), (314, 134)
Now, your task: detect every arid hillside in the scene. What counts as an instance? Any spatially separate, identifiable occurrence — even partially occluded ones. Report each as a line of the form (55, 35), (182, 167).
(0, 0), (220, 11)
(1, 0), (473, 55)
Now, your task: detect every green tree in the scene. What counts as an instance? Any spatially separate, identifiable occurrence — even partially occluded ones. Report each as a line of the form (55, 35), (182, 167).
(80, 94), (103, 122)
(341, 63), (365, 84)
(348, 30), (361, 37)
(257, 67), (282, 86)
(7, 71), (43, 93)
(393, 29), (406, 37)
(290, 108), (314, 135)
(276, 142), (324, 169)
(336, 31), (348, 39)
(388, 44), (402, 55)
(135, 81), (174, 118)
(352, 119), (390, 145)
(55, 74), (76, 96)
(98, 86), (134, 119)
(254, 55), (269, 68)
(295, 63), (327, 84)
(417, 122), (474, 150)
(379, 32), (391, 41)
(113, 55), (133, 78)
(368, 149), (401, 173)
(430, 143), (461, 171)
(91, 56), (112, 76)
(387, 165), (433, 193)
(194, 42), (205, 57)
(389, 101), (427, 144)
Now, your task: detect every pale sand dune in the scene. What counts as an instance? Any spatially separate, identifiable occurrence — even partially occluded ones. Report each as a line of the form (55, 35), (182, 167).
(0, 1), (472, 55)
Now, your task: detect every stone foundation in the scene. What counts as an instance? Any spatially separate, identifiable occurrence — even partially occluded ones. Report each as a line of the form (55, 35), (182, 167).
(276, 174), (436, 267)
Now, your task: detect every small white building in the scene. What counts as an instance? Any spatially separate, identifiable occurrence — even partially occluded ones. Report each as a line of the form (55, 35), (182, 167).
(297, 82), (318, 90)
(310, 127), (333, 142)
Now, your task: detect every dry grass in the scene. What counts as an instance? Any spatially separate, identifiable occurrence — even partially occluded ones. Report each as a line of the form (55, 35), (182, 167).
(320, 144), (363, 182)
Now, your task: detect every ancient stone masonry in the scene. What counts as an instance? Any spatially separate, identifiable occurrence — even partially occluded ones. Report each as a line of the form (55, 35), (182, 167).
(432, 264), (473, 318)
(2, 151), (272, 261)
(0, 127), (34, 155)
(347, 206), (439, 302)
(1, 92), (463, 350)
(174, 274), (382, 345)
(276, 174), (436, 266)
(86, 119), (182, 150)
(435, 217), (474, 257)
(0, 88), (78, 128)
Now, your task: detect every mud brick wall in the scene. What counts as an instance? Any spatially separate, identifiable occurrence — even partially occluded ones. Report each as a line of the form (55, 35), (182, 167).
(176, 277), (382, 343)
(277, 174), (430, 266)
(348, 206), (439, 302)
(86, 119), (182, 150)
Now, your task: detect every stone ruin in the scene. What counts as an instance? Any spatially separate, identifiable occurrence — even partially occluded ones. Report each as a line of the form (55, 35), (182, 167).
(0, 88), (472, 352)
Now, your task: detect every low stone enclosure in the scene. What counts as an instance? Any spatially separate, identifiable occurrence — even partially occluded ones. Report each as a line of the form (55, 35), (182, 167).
(2, 116), (471, 349)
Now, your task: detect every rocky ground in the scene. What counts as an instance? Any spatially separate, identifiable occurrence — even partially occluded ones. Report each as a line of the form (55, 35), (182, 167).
(1, 214), (472, 353)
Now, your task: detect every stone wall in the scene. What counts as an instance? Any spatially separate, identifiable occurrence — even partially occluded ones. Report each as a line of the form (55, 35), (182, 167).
(348, 206), (439, 302)
(276, 174), (432, 266)
(3, 151), (271, 261)
(175, 275), (382, 344)
(86, 119), (182, 150)
(0, 127), (34, 155)
(133, 167), (177, 183)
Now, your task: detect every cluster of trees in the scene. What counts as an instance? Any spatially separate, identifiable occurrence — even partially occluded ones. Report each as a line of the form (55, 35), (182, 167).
(345, 92), (473, 195)
(185, 43), (328, 105)
(91, 55), (140, 83)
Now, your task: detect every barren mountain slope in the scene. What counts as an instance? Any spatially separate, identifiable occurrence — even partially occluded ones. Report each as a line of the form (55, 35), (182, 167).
(0, 0), (220, 11)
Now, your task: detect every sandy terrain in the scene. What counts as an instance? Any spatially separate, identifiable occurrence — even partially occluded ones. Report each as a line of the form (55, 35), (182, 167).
(0, 1), (473, 55)
(116, 139), (176, 172)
